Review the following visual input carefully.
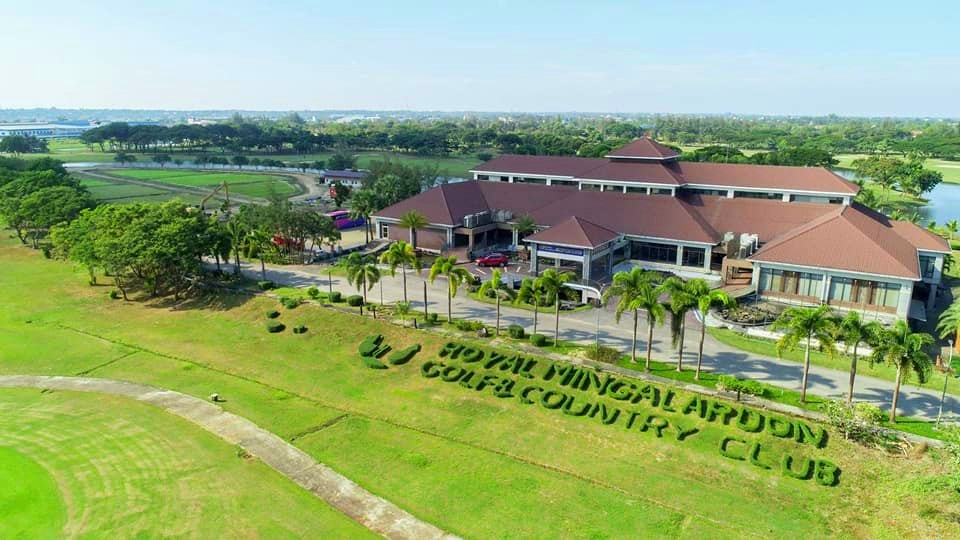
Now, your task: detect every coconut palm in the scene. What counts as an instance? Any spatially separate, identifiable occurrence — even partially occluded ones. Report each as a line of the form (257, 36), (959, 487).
(479, 269), (516, 336)
(937, 300), (960, 353)
(224, 219), (247, 275)
(771, 305), (837, 403)
(869, 320), (934, 422)
(945, 219), (959, 240)
(343, 252), (380, 307)
(535, 269), (575, 348)
(395, 301), (412, 327)
(661, 276), (700, 372)
(602, 268), (664, 366)
(398, 210), (429, 250)
(837, 311), (882, 404)
(512, 214), (537, 244)
(688, 279), (734, 380)
(245, 228), (272, 282)
(428, 255), (472, 323)
(516, 277), (547, 334)
(349, 189), (379, 244)
(378, 241), (421, 303)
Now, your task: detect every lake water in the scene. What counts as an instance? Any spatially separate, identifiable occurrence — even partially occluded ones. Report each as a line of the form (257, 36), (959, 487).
(834, 169), (960, 225)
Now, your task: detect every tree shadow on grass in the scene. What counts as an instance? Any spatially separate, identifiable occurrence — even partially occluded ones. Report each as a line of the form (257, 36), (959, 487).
(143, 290), (255, 313)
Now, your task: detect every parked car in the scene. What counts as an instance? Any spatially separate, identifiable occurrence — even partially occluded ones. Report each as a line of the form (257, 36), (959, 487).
(476, 252), (509, 267)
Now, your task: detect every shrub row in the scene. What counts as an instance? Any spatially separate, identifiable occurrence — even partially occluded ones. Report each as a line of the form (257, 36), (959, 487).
(584, 343), (622, 364)
(454, 320), (485, 332)
(716, 375), (766, 399)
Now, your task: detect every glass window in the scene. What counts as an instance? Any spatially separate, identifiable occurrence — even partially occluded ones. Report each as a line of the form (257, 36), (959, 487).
(651, 188), (673, 195)
(625, 186), (647, 193)
(734, 191), (782, 200)
(681, 247), (706, 267)
(790, 194), (844, 204)
(379, 224), (389, 238)
(920, 255), (937, 279)
(829, 277), (900, 309)
(477, 174), (489, 180)
(759, 268), (822, 298)
(634, 241), (678, 264)
(685, 188), (728, 197)
(580, 183), (601, 191)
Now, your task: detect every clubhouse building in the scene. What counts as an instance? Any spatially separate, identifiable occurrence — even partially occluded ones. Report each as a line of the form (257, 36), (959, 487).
(372, 139), (950, 322)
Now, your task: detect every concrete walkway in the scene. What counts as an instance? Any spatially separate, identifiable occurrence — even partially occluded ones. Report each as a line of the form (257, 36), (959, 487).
(0, 375), (458, 540)
(238, 261), (959, 422)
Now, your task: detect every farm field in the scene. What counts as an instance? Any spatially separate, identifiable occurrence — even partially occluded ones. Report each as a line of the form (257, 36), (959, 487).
(0, 388), (371, 538)
(103, 169), (301, 199)
(1, 239), (958, 537)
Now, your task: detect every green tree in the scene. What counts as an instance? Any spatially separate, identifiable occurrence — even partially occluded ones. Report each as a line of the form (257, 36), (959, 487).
(869, 321), (934, 423)
(852, 156), (901, 206)
(602, 268), (664, 366)
(398, 210), (429, 250)
(535, 269), (575, 348)
(478, 268), (516, 336)
(349, 188), (379, 243)
(245, 228), (272, 281)
(516, 277), (547, 334)
(688, 279), (734, 380)
(661, 277), (700, 372)
(944, 219), (959, 240)
(331, 180), (352, 208)
(232, 155), (249, 169)
(0, 135), (31, 155)
(113, 153), (136, 167)
(343, 252), (381, 307)
(17, 186), (93, 248)
(225, 219), (247, 275)
(395, 301), (412, 327)
(837, 311), (882, 404)
(937, 301), (960, 353)
(428, 255), (471, 323)
(378, 240), (421, 303)
(771, 305), (837, 403)
(153, 154), (171, 167)
(512, 214), (537, 245)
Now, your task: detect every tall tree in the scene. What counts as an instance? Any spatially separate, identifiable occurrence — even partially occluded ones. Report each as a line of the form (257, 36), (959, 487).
(478, 268), (516, 336)
(378, 240), (421, 303)
(225, 219), (247, 275)
(153, 154), (171, 167)
(428, 255), (471, 323)
(516, 278), (547, 334)
(245, 228), (273, 281)
(687, 279), (734, 380)
(398, 210), (429, 250)
(113, 153), (136, 167)
(602, 268), (663, 365)
(869, 321), (934, 423)
(343, 252), (381, 307)
(661, 277), (699, 372)
(349, 188), (379, 243)
(535, 269), (575, 348)
(937, 301), (960, 353)
(771, 305), (837, 403)
(838, 311), (882, 404)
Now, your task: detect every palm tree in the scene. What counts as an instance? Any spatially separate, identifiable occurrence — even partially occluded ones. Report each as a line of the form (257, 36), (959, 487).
(661, 277), (699, 372)
(869, 320), (934, 423)
(378, 241), (421, 303)
(478, 269), (516, 336)
(225, 220), (247, 275)
(245, 228), (272, 282)
(688, 279), (734, 380)
(428, 256), (472, 323)
(838, 311), (882, 404)
(349, 189), (379, 244)
(398, 210), (429, 250)
(343, 253), (381, 307)
(516, 277), (547, 334)
(512, 214), (537, 244)
(937, 300), (960, 353)
(945, 219), (959, 240)
(602, 268), (663, 366)
(771, 305), (837, 403)
(395, 301), (412, 327)
(535, 269), (575, 348)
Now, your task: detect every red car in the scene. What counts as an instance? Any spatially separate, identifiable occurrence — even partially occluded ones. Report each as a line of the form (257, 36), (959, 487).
(476, 252), (509, 267)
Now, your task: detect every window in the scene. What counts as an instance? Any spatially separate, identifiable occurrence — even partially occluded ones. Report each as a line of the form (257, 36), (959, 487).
(625, 186), (647, 194)
(634, 241), (678, 264)
(828, 277), (900, 310)
(516, 177), (546, 185)
(379, 223), (390, 239)
(759, 268), (823, 298)
(790, 194), (844, 204)
(651, 188), (673, 195)
(477, 174), (489, 180)
(685, 188), (728, 197)
(734, 191), (782, 200)
(681, 247), (706, 268)
(552, 179), (578, 188)
(580, 183), (601, 191)
(920, 255), (937, 279)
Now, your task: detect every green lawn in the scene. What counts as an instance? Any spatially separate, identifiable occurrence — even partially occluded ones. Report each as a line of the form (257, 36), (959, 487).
(0, 388), (371, 538)
(78, 176), (204, 205)
(836, 153), (960, 185)
(103, 169), (301, 199)
(1, 239), (959, 537)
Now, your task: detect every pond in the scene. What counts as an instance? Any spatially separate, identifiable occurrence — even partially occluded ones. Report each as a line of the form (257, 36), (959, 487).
(834, 169), (960, 225)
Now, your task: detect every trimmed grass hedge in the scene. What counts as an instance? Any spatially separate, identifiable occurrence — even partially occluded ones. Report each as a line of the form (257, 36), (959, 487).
(329, 291), (343, 303)
(347, 295), (364, 307)
(529, 334), (548, 347)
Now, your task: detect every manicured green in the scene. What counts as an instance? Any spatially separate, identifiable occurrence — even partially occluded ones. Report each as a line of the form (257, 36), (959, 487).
(0, 446), (65, 538)
(836, 153), (960, 185)
(104, 169), (300, 199)
(1, 239), (959, 537)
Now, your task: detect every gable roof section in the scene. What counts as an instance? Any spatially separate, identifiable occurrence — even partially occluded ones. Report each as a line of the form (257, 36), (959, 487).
(673, 161), (859, 195)
(750, 204), (923, 279)
(681, 195), (837, 243)
(374, 181), (488, 226)
(525, 216), (619, 248)
(575, 160), (684, 185)
(471, 154), (606, 177)
(606, 138), (680, 160)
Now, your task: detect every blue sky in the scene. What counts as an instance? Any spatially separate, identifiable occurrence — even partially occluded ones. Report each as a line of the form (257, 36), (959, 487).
(2, 1), (958, 116)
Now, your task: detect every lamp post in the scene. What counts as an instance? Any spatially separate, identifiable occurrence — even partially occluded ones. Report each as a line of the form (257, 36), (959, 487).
(936, 340), (954, 427)
(563, 280), (605, 349)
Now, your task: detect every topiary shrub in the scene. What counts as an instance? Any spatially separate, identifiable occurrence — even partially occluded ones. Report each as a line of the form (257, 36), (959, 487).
(347, 295), (364, 307)
(293, 325), (308, 334)
(329, 291), (343, 303)
(358, 334), (384, 356)
(530, 334), (548, 347)
(718, 375), (766, 400)
(584, 344), (622, 364)
(266, 322), (285, 333)
(265, 309), (281, 319)
(108, 290), (121, 300)
(507, 324), (525, 339)
(306, 286), (320, 299)
(427, 312), (439, 324)
(257, 280), (275, 291)
(281, 297), (302, 309)
(388, 344), (422, 365)
(362, 355), (387, 369)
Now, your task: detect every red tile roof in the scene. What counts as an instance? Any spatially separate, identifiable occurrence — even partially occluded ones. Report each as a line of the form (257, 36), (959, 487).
(673, 161), (859, 195)
(681, 195), (837, 243)
(472, 155), (606, 177)
(525, 216), (619, 248)
(606, 138), (680, 160)
(575, 160), (684, 185)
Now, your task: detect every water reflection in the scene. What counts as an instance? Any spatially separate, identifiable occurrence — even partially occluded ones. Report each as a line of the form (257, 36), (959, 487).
(834, 169), (960, 225)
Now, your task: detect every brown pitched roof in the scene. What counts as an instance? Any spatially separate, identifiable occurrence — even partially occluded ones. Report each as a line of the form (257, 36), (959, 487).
(681, 194), (837, 243)
(374, 181), (488, 225)
(606, 138), (680, 160)
(672, 161), (859, 195)
(749, 203), (925, 278)
(575, 160), (684, 185)
(525, 216), (619, 248)
(472, 154), (606, 177)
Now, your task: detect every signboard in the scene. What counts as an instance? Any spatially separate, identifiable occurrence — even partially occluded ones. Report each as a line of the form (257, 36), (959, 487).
(538, 244), (584, 257)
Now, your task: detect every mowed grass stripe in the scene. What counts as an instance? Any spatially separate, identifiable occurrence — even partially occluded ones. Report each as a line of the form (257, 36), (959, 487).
(104, 169), (300, 198)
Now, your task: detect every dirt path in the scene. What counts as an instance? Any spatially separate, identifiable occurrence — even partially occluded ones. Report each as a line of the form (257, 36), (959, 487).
(0, 375), (458, 540)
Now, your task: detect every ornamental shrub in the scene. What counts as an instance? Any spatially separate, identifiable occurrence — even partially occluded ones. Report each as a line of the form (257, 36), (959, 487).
(362, 355), (387, 369)
(358, 335), (384, 356)
(306, 286), (320, 299)
(388, 344), (422, 365)
(347, 295), (364, 307)
(266, 322), (285, 333)
(454, 320), (485, 332)
(717, 375), (766, 400)
(584, 344), (622, 364)
(293, 325), (308, 334)
(507, 324), (525, 339)
(530, 334), (548, 347)
(265, 310), (281, 319)
(427, 312), (439, 323)
(257, 280), (275, 291)
(108, 290), (120, 300)
(329, 291), (343, 303)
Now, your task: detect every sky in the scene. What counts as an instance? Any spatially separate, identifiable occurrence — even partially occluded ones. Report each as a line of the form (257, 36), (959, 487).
(2, 0), (959, 116)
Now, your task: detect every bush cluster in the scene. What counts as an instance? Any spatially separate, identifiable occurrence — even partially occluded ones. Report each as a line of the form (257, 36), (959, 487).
(507, 324), (525, 339)
(108, 290), (121, 300)
(454, 320), (485, 332)
(306, 286), (320, 299)
(716, 375), (766, 399)
(293, 324), (308, 334)
(280, 296), (301, 309)
(347, 295), (364, 307)
(329, 291), (343, 303)
(584, 344), (622, 364)
(265, 309), (280, 319)
(529, 334), (548, 347)
(822, 400), (894, 448)
(266, 322), (285, 333)
(257, 280), (275, 291)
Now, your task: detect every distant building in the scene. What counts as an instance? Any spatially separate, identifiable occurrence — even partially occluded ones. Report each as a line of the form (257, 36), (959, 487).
(0, 121), (98, 139)
(321, 170), (367, 188)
